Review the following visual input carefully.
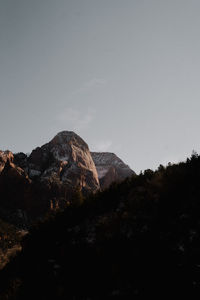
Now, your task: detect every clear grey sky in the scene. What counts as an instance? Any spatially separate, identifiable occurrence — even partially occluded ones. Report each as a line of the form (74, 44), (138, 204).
(1, 0), (200, 173)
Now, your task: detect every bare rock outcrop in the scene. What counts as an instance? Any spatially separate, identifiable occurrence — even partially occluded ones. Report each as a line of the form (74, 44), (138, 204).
(0, 151), (15, 173)
(27, 131), (100, 193)
(91, 152), (135, 190)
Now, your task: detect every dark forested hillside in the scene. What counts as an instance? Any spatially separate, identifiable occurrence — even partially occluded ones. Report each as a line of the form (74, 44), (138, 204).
(1, 153), (200, 298)
(0, 219), (22, 271)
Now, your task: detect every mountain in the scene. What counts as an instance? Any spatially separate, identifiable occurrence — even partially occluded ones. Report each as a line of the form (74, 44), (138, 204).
(0, 151), (16, 173)
(0, 132), (134, 224)
(20, 131), (100, 193)
(13, 131), (135, 195)
(91, 152), (135, 189)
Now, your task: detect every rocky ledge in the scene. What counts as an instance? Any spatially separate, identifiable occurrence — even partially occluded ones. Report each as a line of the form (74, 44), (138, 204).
(91, 152), (135, 190)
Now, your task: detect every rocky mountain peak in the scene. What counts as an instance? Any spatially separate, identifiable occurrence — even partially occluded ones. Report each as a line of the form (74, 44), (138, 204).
(91, 152), (129, 168)
(0, 151), (14, 173)
(51, 131), (89, 151)
(91, 152), (135, 190)
(27, 131), (100, 193)
(47, 131), (90, 163)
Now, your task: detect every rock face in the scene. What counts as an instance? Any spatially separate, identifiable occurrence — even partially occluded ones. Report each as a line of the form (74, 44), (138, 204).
(0, 151), (30, 185)
(26, 131), (99, 193)
(91, 152), (135, 190)
(0, 151), (31, 225)
(0, 151), (14, 173)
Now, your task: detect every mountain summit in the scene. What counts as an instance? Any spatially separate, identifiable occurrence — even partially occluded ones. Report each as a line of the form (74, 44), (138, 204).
(91, 152), (135, 189)
(26, 131), (100, 193)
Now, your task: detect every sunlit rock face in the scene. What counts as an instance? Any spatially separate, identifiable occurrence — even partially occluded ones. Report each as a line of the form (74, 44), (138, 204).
(0, 151), (30, 183)
(0, 151), (31, 220)
(0, 151), (14, 173)
(27, 131), (100, 193)
(91, 152), (135, 190)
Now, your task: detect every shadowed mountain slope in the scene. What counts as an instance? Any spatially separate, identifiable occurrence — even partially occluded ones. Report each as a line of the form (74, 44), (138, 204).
(1, 153), (200, 298)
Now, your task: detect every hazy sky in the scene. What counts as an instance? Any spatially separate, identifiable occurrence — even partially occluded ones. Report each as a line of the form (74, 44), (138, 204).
(1, 0), (200, 173)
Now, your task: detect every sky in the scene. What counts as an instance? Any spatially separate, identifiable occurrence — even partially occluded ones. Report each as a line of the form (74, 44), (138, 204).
(1, 0), (200, 173)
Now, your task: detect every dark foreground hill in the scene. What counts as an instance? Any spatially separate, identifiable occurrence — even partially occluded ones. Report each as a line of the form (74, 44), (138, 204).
(1, 153), (200, 298)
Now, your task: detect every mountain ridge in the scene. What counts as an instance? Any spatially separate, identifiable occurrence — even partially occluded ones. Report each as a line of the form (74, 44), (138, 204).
(91, 151), (135, 189)
(0, 131), (134, 221)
